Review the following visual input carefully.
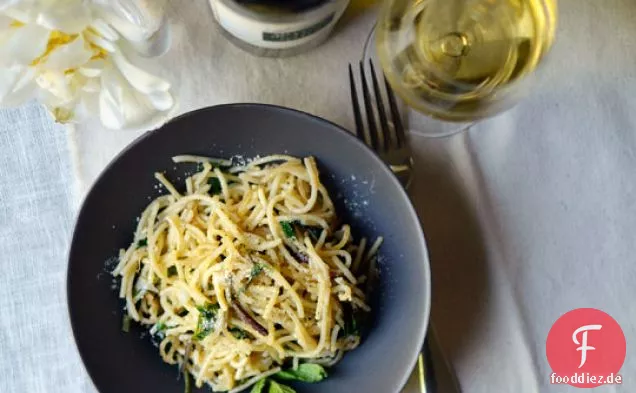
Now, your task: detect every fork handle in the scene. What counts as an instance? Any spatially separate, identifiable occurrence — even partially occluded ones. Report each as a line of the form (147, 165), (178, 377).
(422, 325), (461, 393)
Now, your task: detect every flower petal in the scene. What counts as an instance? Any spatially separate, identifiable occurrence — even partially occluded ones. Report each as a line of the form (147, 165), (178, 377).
(0, 15), (14, 45)
(79, 58), (106, 77)
(81, 76), (100, 92)
(98, 64), (170, 130)
(35, 1), (92, 34)
(90, 18), (119, 41)
(0, 65), (36, 106)
(112, 50), (169, 94)
(98, 65), (128, 129)
(1, 6), (33, 24)
(96, 7), (151, 43)
(0, 14), (12, 29)
(146, 90), (173, 111)
(35, 70), (75, 103)
(72, 90), (99, 122)
(84, 29), (117, 52)
(43, 34), (92, 70)
(0, 1), (21, 12)
(0, 23), (50, 66)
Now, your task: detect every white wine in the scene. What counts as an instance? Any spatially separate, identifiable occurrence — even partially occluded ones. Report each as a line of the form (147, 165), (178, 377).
(376, 0), (557, 121)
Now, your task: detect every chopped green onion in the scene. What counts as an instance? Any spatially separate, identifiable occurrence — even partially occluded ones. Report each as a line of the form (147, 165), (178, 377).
(183, 370), (191, 393)
(280, 221), (295, 238)
(340, 304), (360, 338)
(228, 326), (250, 340)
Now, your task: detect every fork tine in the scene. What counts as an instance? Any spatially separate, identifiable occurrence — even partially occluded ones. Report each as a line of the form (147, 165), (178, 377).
(368, 59), (391, 152)
(384, 76), (407, 148)
(348, 64), (363, 138)
(359, 61), (379, 150)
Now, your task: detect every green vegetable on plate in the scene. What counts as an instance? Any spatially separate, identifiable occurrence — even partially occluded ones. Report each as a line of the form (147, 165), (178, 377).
(275, 363), (328, 383)
(167, 265), (178, 277)
(269, 380), (296, 393)
(193, 303), (220, 341)
(280, 221), (295, 238)
(207, 177), (222, 195)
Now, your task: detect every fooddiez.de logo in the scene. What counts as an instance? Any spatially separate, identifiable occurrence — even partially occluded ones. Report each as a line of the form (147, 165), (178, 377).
(546, 308), (626, 388)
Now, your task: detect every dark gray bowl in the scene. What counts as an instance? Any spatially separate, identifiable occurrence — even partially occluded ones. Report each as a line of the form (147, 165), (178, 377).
(67, 104), (430, 393)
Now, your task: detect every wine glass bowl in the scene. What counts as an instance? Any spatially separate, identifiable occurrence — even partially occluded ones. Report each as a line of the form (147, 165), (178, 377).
(372, 0), (557, 136)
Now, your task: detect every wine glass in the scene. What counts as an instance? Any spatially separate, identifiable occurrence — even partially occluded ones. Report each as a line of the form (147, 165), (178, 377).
(364, 0), (557, 137)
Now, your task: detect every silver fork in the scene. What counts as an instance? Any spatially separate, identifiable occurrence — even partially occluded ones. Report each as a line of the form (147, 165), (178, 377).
(348, 60), (462, 393)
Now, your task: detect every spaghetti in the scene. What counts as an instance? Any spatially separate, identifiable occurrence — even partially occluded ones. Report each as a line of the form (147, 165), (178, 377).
(112, 155), (381, 392)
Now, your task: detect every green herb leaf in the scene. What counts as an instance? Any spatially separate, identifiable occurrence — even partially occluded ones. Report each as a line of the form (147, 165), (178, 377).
(340, 304), (360, 338)
(207, 177), (222, 195)
(247, 263), (264, 285)
(269, 380), (296, 393)
(156, 322), (167, 332)
(228, 326), (250, 340)
(122, 314), (131, 333)
(280, 221), (295, 238)
(167, 266), (178, 277)
(136, 238), (147, 248)
(250, 378), (268, 393)
(193, 303), (220, 341)
(275, 363), (327, 383)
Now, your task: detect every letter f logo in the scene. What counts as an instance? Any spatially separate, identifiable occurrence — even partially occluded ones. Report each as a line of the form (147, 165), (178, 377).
(573, 324), (602, 368)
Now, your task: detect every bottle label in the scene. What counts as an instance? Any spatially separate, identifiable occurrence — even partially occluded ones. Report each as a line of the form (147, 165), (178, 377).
(262, 12), (334, 42)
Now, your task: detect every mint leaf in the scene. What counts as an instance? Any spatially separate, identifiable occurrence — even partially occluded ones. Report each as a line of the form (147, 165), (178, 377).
(269, 380), (296, 393)
(250, 378), (267, 393)
(275, 363), (327, 383)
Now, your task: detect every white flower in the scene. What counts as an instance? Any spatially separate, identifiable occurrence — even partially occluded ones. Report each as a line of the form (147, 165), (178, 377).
(0, 0), (176, 130)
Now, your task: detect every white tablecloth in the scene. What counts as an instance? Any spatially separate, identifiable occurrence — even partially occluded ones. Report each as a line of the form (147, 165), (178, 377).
(1, 0), (635, 392)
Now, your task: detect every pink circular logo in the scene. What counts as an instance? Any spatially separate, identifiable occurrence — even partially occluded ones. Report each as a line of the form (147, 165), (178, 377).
(546, 308), (626, 388)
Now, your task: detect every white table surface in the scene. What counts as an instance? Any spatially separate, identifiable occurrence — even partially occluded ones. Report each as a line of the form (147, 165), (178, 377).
(1, 0), (635, 392)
